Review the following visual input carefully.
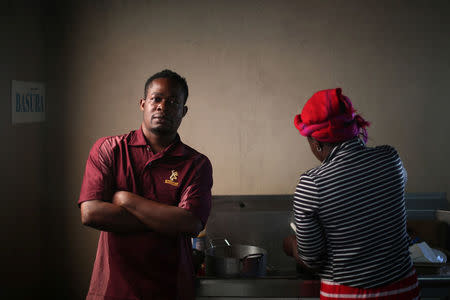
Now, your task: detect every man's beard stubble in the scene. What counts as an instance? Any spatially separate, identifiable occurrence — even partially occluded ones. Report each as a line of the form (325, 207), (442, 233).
(150, 126), (173, 135)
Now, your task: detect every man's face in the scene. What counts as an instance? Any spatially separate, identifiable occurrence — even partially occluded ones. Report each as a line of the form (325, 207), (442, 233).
(140, 78), (187, 136)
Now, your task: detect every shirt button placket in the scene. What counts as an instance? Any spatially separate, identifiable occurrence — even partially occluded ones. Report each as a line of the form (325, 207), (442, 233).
(144, 146), (153, 172)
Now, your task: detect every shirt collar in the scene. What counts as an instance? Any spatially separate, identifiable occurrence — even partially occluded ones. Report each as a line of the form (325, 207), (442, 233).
(322, 137), (365, 163)
(128, 127), (148, 146)
(128, 127), (187, 157)
(162, 134), (188, 157)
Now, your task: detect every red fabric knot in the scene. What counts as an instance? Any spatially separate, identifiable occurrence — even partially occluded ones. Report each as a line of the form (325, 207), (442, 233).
(294, 88), (370, 143)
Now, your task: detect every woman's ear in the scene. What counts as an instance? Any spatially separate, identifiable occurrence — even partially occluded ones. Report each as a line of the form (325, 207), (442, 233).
(308, 137), (321, 149)
(308, 137), (325, 162)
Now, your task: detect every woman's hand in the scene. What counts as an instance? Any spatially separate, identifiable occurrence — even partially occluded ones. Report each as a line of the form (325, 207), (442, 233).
(283, 234), (317, 270)
(283, 234), (297, 257)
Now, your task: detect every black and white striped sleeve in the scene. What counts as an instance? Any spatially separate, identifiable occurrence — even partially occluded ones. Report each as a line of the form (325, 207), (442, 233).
(293, 173), (325, 268)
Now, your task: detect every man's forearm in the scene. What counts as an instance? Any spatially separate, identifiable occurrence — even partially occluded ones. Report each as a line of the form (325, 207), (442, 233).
(113, 191), (202, 236)
(81, 200), (148, 233)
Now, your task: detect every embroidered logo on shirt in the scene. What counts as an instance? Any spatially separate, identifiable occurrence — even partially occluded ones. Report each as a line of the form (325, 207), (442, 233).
(165, 170), (179, 187)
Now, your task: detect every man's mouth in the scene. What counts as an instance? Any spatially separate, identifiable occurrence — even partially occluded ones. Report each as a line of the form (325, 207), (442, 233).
(153, 115), (171, 123)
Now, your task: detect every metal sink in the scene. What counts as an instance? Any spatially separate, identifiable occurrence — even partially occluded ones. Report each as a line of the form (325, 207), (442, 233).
(205, 193), (449, 274)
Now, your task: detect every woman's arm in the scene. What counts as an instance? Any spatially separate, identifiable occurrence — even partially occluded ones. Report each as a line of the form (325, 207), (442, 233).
(292, 174), (326, 269)
(283, 234), (314, 269)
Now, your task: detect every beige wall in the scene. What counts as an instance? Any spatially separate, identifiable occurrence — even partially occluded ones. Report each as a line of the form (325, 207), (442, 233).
(3, 0), (450, 298)
(60, 1), (450, 297)
(60, 0), (450, 197)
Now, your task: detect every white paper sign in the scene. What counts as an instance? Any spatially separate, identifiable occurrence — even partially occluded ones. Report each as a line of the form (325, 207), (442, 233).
(11, 80), (46, 124)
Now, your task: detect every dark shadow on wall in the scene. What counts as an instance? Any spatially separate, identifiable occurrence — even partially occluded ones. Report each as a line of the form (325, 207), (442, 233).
(41, 1), (86, 299)
(1, 0), (82, 299)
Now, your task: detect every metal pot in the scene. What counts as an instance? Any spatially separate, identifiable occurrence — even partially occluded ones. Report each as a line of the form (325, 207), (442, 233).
(205, 239), (267, 278)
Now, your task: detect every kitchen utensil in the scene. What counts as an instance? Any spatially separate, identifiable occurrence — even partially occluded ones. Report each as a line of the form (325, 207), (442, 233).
(205, 238), (267, 278)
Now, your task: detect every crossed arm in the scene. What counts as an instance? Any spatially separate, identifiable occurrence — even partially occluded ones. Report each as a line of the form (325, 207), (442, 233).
(80, 191), (203, 237)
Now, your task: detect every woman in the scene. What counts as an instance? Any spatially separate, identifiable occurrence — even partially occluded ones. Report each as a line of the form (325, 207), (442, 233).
(283, 88), (420, 299)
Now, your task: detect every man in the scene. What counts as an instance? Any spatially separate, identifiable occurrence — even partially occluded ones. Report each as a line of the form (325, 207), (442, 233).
(78, 69), (213, 300)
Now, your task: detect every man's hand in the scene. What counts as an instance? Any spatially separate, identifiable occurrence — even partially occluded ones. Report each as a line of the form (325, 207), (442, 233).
(112, 190), (131, 207)
(111, 190), (203, 237)
(80, 199), (148, 233)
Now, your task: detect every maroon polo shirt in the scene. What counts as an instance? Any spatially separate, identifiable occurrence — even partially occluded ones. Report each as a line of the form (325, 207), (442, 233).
(78, 128), (212, 300)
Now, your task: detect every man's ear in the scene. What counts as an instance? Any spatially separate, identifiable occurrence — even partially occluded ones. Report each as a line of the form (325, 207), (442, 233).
(139, 98), (145, 111)
(182, 106), (188, 117)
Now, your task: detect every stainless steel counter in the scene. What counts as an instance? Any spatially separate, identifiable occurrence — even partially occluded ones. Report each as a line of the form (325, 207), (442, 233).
(206, 193), (449, 276)
(196, 275), (450, 299)
(199, 194), (450, 299)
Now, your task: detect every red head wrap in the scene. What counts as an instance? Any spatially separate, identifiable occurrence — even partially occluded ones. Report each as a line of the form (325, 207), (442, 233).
(294, 88), (370, 143)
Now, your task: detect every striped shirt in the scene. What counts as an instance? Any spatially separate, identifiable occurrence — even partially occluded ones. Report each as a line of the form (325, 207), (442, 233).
(293, 138), (413, 288)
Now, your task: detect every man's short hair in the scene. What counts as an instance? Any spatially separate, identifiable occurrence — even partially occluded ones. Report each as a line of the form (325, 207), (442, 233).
(144, 69), (189, 104)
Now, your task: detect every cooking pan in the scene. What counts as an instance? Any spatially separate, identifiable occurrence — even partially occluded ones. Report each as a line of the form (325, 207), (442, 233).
(205, 238), (267, 278)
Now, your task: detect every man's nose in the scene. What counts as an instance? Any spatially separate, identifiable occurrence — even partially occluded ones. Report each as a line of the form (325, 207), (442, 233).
(156, 99), (167, 111)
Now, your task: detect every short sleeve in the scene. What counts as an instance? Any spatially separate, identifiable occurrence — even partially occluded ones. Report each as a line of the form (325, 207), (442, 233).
(78, 138), (114, 205)
(178, 156), (213, 227)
